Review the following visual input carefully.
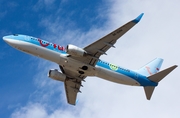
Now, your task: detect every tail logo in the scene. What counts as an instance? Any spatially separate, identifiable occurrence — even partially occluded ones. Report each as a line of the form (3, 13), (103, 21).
(146, 66), (152, 75)
(146, 67), (159, 75)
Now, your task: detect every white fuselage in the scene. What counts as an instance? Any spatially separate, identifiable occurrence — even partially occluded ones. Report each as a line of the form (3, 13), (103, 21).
(4, 38), (140, 86)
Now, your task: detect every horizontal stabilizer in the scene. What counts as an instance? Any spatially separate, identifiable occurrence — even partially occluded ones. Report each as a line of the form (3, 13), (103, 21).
(148, 65), (178, 83)
(144, 86), (155, 100)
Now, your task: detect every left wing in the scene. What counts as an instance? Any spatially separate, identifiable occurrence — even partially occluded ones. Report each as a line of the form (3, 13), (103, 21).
(70, 13), (144, 66)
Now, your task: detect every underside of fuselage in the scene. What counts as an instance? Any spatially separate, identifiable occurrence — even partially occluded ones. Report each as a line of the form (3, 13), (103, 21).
(95, 66), (140, 86)
(4, 38), (141, 86)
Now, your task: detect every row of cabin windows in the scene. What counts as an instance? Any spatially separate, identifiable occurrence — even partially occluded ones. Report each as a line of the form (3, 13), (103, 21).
(98, 60), (130, 72)
(31, 38), (49, 44)
(99, 60), (118, 68)
(30, 38), (60, 47)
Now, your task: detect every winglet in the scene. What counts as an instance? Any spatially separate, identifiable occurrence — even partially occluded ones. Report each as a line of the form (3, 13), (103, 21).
(75, 99), (79, 105)
(132, 13), (144, 23)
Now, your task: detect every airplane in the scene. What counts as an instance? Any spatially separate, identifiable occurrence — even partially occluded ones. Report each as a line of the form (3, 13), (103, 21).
(3, 13), (178, 105)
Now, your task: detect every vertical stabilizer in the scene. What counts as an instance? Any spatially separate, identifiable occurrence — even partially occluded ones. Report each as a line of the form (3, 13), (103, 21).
(137, 58), (163, 77)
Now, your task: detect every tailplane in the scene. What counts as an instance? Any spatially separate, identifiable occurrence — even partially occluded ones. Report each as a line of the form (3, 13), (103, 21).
(148, 65), (177, 82)
(143, 65), (177, 100)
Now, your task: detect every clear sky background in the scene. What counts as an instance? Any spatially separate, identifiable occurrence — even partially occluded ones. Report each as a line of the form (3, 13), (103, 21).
(0, 0), (180, 118)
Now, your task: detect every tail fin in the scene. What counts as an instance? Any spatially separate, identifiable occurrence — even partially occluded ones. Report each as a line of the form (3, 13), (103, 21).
(144, 65), (178, 100)
(137, 58), (163, 77)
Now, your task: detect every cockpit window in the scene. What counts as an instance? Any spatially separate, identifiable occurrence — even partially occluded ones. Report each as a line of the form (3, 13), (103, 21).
(13, 34), (18, 36)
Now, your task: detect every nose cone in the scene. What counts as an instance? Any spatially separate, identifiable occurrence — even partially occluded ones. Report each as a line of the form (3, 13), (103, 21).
(3, 36), (11, 43)
(3, 36), (8, 41)
(3, 36), (10, 44)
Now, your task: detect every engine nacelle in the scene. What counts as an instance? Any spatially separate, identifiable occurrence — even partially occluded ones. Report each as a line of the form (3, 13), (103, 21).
(48, 69), (66, 82)
(66, 44), (87, 57)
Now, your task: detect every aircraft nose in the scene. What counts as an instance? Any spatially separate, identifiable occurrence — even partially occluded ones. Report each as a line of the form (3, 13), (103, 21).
(3, 36), (10, 43)
(3, 35), (14, 45)
(3, 36), (7, 40)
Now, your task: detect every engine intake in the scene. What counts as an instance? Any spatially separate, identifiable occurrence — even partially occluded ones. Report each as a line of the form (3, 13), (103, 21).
(66, 44), (87, 57)
(48, 69), (66, 82)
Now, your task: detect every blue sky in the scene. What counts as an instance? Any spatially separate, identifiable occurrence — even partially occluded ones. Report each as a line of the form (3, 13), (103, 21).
(0, 0), (108, 117)
(1, 0), (180, 118)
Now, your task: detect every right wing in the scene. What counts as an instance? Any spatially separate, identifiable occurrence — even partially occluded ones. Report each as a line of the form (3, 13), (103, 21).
(64, 76), (84, 105)
(60, 65), (85, 105)
(70, 13), (144, 66)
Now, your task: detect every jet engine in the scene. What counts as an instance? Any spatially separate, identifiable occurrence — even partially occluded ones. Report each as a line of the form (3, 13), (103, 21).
(66, 44), (87, 56)
(48, 69), (66, 82)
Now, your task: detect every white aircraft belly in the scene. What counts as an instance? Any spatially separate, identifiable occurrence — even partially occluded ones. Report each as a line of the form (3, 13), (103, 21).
(95, 66), (140, 86)
(9, 39), (96, 76)
(8, 39), (62, 64)
(7, 39), (139, 86)
(61, 57), (96, 76)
